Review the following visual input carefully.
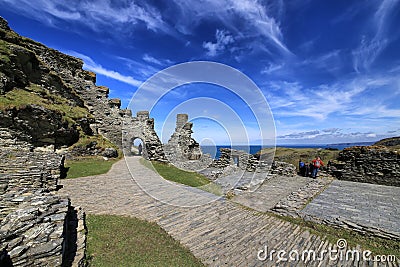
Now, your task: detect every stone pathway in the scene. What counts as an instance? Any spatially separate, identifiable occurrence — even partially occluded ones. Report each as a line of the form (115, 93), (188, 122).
(59, 157), (398, 266)
(301, 180), (400, 239)
(231, 175), (312, 212)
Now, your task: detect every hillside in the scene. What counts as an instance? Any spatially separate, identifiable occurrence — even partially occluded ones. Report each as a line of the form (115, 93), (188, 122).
(0, 17), (126, 154)
(374, 136), (400, 148)
(256, 147), (340, 167)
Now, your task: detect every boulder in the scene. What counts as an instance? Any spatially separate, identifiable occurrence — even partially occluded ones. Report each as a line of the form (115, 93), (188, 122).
(102, 147), (118, 158)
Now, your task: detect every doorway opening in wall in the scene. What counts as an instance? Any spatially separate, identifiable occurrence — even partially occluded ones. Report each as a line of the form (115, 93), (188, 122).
(131, 138), (144, 156)
(233, 155), (239, 167)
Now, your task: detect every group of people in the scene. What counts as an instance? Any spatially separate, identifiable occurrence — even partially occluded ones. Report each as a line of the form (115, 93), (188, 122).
(298, 157), (324, 178)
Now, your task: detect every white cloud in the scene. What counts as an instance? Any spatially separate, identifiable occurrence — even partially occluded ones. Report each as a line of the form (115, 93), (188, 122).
(172, 0), (291, 55)
(352, 0), (400, 72)
(276, 128), (385, 144)
(67, 51), (142, 87)
(1, 0), (171, 34)
(142, 54), (173, 66)
(264, 73), (400, 121)
(203, 29), (234, 57)
(261, 62), (285, 74)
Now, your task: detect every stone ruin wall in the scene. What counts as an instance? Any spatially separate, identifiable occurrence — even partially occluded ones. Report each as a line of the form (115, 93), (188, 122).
(0, 129), (86, 266)
(211, 148), (267, 172)
(163, 114), (215, 171)
(328, 146), (400, 187)
(210, 148), (296, 176)
(164, 114), (202, 160)
(27, 41), (132, 149)
(122, 111), (166, 161)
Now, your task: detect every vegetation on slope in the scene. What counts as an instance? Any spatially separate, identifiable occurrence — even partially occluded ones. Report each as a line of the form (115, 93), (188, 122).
(257, 147), (340, 167)
(374, 136), (400, 149)
(0, 84), (91, 126)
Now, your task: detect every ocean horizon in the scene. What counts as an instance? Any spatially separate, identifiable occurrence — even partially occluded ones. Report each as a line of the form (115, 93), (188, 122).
(201, 141), (376, 159)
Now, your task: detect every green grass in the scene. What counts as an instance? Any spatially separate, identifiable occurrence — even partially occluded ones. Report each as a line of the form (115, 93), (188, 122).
(0, 39), (11, 63)
(86, 214), (204, 266)
(140, 158), (210, 188)
(268, 213), (400, 259)
(65, 157), (119, 179)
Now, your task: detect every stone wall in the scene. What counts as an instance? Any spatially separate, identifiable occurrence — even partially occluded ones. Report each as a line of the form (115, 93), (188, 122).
(328, 146), (400, 187)
(163, 114), (213, 171)
(122, 111), (166, 161)
(0, 191), (86, 266)
(0, 132), (86, 266)
(211, 148), (271, 173)
(164, 114), (202, 161)
(0, 16), (133, 151)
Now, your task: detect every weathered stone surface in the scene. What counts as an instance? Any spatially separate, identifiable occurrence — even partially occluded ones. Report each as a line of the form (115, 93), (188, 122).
(301, 180), (400, 240)
(0, 131), (87, 266)
(0, 190), (87, 266)
(270, 161), (297, 176)
(102, 147), (118, 158)
(211, 148), (271, 173)
(122, 111), (166, 162)
(328, 146), (400, 186)
(164, 114), (211, 170)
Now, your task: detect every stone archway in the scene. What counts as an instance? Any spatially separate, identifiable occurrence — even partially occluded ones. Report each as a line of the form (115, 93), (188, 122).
(131, 137), (145, 157)
(122, 111), (166, 161)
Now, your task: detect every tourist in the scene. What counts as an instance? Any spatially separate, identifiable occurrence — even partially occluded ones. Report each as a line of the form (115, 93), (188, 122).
(138, 143), (142, 156)
(311, 156), (324, 178)
(305, 162), (311, 177)
(298, 159), (306, 176)
(308, 162), (314, 177)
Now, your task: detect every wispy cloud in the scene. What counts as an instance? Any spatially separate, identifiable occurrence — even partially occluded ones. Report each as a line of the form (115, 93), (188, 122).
(171, 0), (291, 55)
(264, 72), (400, 121)
(142, 54), (173, 66)
(261, 62), (285, 74)
(67, 51), (142, 87)
(352, 0), (400, 72)
(276, 128), (385, 144)
(1, 0), (172, 34)
(203, 29), (235, 57)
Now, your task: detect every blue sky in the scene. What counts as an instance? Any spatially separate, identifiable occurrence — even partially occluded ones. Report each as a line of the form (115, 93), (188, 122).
(1, 0), (399, 145)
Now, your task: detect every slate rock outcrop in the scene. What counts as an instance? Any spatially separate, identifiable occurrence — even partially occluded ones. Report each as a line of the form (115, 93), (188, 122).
(328, 146), (400, 187)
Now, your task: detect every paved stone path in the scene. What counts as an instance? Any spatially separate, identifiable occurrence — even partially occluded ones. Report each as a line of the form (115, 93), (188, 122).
(59, 157), (397, 266)
(302, 180), (400, 237)
(232, 175), (312, 212)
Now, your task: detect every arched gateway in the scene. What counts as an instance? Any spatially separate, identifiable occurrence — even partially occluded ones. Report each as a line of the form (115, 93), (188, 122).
(122, 111), (166, 161)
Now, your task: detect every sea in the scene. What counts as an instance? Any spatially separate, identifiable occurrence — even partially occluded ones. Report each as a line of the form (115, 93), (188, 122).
(200, 142), (375, 159)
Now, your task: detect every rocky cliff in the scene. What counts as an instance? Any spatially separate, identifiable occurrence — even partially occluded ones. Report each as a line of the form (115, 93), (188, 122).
(0, 16), (129, 153)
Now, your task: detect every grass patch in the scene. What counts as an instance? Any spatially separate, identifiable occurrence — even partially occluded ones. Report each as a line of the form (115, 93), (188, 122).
(65, 157), (119, 179)
(268, 213), (400, 259)
(140, 158), (210, 188)
(86, 214), (204, 266)
(198, 182), (223, 196)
